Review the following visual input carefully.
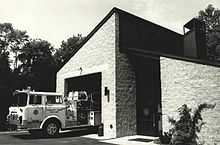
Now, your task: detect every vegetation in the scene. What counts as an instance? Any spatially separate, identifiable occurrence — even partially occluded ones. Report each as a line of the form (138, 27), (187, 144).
(198, 4), (220, 61)
(0, 23), (29, 130)
(0, 22), (84, 130)
(17, 39), (56, 91)
(157, 103), (215, 145)
(0, 3), (219, 134)
(169, 103), (215, 145)
(53, 34), (84, 66)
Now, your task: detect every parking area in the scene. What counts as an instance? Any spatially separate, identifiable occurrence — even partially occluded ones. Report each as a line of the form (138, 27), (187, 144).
(0, 129), (159, 145)
(0, 129), (110, 145)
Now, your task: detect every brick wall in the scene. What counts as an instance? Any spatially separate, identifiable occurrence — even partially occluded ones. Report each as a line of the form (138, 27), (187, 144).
(57, 13), (117, 138)
(160, 57), (220, 144)
(115, 13), (137, 137)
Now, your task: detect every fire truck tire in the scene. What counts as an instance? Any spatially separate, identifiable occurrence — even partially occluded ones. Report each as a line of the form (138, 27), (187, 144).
(43, 120), (60, 137)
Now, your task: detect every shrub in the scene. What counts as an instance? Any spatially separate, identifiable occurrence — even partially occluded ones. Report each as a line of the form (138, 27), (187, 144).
(168, 103), (215, 145)
(159, 131), (172, 144)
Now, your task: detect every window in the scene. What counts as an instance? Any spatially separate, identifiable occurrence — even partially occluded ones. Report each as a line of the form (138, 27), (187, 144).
(46, 95), (63, 104)
(29, 95), (42, 105)
(15, 93), (28, 107)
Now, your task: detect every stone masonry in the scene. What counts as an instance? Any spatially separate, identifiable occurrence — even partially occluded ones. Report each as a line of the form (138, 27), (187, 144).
(57, 11), (138, 138)
(57, 13), (117, 138)
(115, 13), (137, 137)
(160, 57), (220, 144)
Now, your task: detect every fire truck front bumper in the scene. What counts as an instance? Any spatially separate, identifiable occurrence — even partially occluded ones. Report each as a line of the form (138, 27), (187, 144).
(7, 119), (40, 129)
(7, 115), (27, 129)
(22, 120), (41, 129)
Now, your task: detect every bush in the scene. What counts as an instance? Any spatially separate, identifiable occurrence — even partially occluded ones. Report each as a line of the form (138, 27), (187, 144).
(159, 131), (172, 144)
(168, 103), (215, 145)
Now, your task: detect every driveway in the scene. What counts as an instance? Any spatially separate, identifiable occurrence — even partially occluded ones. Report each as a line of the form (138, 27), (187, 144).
(0, 129), (112, 145)
(0, 129), (160, 145)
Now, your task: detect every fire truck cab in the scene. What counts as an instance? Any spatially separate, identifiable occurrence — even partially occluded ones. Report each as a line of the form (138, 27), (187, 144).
(7, 89), (101, 136)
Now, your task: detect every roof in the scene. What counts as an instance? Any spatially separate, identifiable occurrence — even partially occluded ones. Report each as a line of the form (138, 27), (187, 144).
(118, 8), (183, 57)
(57, 7), (183, 72)
(57, 7), (220, 71)
(124, 47), (220, 67)
(184, 18), (205, 29)
(57, 7), (117, 71)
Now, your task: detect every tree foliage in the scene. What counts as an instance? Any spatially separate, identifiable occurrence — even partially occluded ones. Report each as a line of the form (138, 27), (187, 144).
(198, 4), (220, 61)
(0, 23), (84, 130)
(17, 39), (56, 91)
(198, 5), (220, 31)
(0, 23), (18, 130)
(54, 34), (84, 66)
(0, 23), (29, 68)
(0, 53), (11, 85)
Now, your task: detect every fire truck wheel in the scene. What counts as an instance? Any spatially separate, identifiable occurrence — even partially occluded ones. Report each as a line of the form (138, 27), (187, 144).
(43, 120), (60, 137)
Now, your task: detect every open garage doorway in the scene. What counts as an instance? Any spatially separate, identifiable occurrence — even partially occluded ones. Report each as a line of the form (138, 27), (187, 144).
(65, 72), (102, 125)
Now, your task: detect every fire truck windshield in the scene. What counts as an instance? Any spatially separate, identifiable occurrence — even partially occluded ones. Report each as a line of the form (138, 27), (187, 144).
(15, 93), (28, 106)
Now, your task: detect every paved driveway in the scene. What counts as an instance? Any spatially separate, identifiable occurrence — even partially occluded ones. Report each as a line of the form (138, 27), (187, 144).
(0, 129), (113, 145)
(0, 129), (160, 145)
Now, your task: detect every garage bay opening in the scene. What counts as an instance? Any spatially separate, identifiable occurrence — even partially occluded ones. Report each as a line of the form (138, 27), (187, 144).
(65, 72), (102, 127)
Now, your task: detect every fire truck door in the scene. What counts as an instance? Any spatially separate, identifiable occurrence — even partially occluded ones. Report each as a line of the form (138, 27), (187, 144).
(44, 95), (66, 119)
(28, 95), (44, 123)
(29, 106), (43, 121)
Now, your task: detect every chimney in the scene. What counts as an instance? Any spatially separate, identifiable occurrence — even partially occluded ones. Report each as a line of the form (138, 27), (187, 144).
(183, 18), (206, 59)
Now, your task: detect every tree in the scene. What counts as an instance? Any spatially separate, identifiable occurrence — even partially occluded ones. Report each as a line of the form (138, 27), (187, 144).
(0, 23), (29, 69)
(18, 39), (56, 91)
(0, 52), (12, 131)
(54, 34), (84, 66)
(198, 4), (220, 61)
(0, 52), (11, 85)
(0, 23), (28, 130)
(198, 5), (220, 31)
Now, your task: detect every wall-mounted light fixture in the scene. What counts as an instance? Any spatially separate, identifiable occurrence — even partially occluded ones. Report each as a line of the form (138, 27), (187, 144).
(79, 67), (82, 75)
(104, 87), (110, 102)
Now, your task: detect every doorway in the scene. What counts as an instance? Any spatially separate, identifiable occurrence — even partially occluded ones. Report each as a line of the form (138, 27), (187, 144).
(135, 57), (161, 136)
(64, 73), (102, 125)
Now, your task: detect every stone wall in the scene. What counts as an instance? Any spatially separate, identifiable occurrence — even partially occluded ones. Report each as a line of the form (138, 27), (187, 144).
(115, 13), (137, 137)
(160, 57), (220, 144)
(57, 14), (117, 138)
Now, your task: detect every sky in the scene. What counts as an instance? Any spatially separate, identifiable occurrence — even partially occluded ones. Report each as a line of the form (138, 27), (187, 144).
(0, 0), (220, 48)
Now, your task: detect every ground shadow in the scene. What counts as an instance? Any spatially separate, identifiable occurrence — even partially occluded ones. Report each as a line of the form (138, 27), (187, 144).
(128, 138), (154, 143)
(12, 128), (98, 140)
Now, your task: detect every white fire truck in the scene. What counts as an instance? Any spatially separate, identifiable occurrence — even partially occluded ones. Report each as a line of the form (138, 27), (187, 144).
(7, 88), (101, 136)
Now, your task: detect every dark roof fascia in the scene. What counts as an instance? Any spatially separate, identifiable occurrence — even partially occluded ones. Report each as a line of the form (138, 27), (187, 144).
(57, 7), (118, 72)
(58, 7), (219, 70)
(184, 18), (197, 29)
(115, 7), (183, 37)
(124, 47), (220, 68)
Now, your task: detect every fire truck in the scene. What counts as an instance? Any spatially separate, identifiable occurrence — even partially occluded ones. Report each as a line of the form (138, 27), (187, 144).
(7, 88), (101, 136)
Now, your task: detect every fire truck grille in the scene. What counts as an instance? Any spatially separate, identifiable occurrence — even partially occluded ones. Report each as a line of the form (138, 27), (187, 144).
(9, 114), (18, 120)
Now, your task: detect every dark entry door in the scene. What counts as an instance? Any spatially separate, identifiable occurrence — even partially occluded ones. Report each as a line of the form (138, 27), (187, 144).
(136, 57), (161, 136)
(136, 95), (157, 136)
